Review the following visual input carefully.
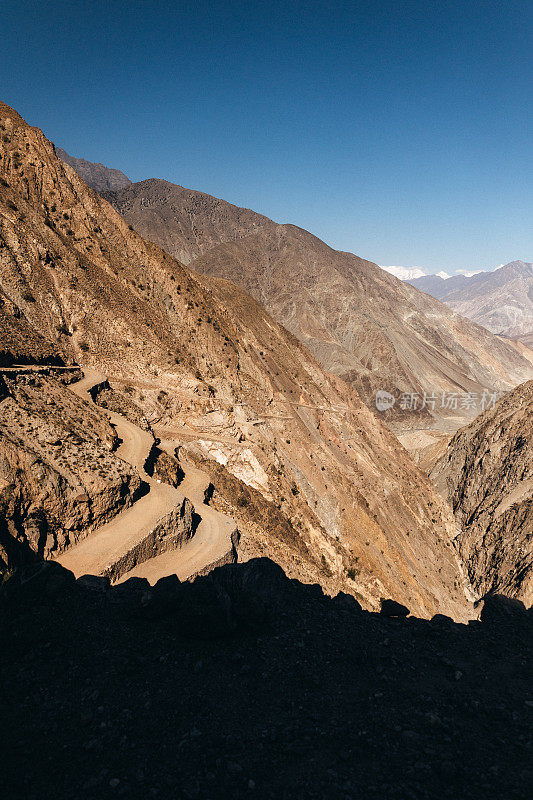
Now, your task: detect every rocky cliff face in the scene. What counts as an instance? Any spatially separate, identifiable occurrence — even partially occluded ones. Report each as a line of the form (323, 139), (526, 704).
(101, 180), (532, 430)
(431, 380), (532, 605)
(0, 100), (474, 618)
(0, 370), (141, 568)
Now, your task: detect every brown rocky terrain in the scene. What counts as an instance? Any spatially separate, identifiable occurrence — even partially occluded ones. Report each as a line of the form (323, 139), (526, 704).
(409, 261), (533, 345)
(0, 288), (66, 366)
(55, 147), (132, 192)
(0, 368), (141, 569)
(100, 179), (532, 430)
(431, 380), (532, 605)
(0, 99), (476, 619)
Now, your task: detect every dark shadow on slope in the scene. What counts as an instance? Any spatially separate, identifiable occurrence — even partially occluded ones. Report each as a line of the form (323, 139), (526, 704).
(143, 442), (185, 488)
(0, 518), (40, 570)
(1, 559), (531, 800)
(131, 479), (150, 503)
(204, 481), (215, 505)
(0, 352), (66, 367)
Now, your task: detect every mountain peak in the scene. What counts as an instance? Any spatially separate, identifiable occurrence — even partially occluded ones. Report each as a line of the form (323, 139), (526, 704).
(408, 261), (533, 344)
(498, 260), (533, 275)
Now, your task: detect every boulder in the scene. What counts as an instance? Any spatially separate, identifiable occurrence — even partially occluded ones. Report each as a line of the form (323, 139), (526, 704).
(0, 559), (75, 603)
(210, 558), (291, 623)
(298, 582), (325, 602)
(142, 573), (183, 619)
(330, 591), (363, 614)
(430, 613), (454, 626)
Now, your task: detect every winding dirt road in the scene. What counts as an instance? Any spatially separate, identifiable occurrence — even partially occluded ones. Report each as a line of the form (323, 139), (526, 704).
(55, 370), (237, 583)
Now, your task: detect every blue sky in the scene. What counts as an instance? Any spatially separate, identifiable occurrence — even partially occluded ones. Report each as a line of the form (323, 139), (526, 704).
(1, 0), (532, 273)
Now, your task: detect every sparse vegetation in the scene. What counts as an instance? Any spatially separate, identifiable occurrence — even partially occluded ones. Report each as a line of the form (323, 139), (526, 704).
(320, 554), (333, 576)
(346, 557), (360, 580)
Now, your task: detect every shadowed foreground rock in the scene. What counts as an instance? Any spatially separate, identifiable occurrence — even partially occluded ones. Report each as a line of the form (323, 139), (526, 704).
(1, 559), (531, 800)
(379, 598), (410, 618)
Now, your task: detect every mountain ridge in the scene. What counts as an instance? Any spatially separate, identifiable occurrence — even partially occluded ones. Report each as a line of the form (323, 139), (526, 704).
(55, 147), (132, 192)
(96, 178), (532, 430)
(408, 261), (533, 345)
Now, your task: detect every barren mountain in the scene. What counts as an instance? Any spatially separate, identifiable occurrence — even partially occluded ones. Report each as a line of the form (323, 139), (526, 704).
(102, 180), (532, 430)
(56, 147), (132, 192)
(409, 261), (533, 345)
(431, 380), (532, 605)
(0, 100), (474, 619)
(406, 273), (470, 299)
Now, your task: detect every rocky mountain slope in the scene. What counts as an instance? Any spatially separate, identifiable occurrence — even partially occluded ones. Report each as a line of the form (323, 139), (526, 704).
(0, 368), (142, 569)
(409, 261), (533, 345)
(100, 180), (532, 430)
(55, 147), (132, 192)
(431, 380), (532, 605)
(0, 100), (474, 619)
(406, 272), (469, 299)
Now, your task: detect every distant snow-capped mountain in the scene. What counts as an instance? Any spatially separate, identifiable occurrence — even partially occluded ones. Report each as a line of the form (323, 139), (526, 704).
(408, 261), (533, 345)
(380, 265), (426, 280)
(381, 265), (451, 280)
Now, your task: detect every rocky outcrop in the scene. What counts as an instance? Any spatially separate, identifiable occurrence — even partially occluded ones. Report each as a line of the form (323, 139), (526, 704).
(91, 381), (151, 430)
(0, 294), (66, 366)
(0, 371), (141, 567)
(102, 497), (195, 582)
(431, 380), (532, 604)
(144, 446), (184, 487)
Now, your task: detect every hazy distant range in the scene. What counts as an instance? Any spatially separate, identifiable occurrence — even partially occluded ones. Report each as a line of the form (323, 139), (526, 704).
(382, 262), (533, 348)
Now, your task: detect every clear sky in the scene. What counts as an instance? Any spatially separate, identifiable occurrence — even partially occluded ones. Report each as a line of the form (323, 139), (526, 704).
(1, 0), (532, 272)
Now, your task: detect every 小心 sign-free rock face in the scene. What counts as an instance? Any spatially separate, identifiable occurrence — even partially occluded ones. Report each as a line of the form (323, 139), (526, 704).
(0, 371), (141, 564)
(431, 380), (533, 605)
